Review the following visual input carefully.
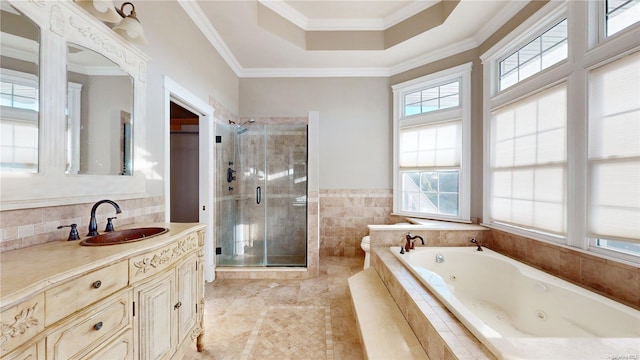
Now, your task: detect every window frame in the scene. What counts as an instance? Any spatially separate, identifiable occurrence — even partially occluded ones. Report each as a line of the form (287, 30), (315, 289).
(497, 18), (568, 91)
(392, 62), (472, 222)
(482, 0), (640, 264)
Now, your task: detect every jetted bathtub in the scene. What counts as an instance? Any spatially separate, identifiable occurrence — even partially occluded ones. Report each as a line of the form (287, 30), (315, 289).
(391, 246), (640, 360)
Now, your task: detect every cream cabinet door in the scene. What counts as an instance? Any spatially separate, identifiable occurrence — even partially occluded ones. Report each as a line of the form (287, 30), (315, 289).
(135, 270), (177, 360)
(176, 254), (198, 343)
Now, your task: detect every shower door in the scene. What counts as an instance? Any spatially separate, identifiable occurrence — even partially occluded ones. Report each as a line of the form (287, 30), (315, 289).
(216, 123), (307, 267)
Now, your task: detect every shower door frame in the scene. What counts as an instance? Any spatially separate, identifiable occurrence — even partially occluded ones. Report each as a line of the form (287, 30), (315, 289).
(217, 122), (308, 267)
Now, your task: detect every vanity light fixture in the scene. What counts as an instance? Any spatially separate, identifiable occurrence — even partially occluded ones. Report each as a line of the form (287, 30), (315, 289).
(74, 0), (147, 45)
(112, 2), (147, 45)
(75, 0), (121, 23)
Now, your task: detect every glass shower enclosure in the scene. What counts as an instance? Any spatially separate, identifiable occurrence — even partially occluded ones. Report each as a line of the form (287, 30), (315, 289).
(215, 121), (307, 267)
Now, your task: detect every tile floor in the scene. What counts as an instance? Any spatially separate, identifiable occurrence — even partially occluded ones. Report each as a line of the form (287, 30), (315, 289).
(185, 257), (365, 360)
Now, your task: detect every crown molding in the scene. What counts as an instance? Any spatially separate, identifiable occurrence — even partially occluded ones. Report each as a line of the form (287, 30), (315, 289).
(389, 38), (478, 76)
(473, 0), (530, 46)
(180, 0), (526, 78)
(258, 0), (308, 29)
(177, 0), (243, 76)
(238, 67), (391, 78)
(383, 0), (439, 29)
(258, 0), (438, 31)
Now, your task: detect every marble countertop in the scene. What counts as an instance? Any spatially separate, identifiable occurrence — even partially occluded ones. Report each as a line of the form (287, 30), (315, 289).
(0, 222), (205, 309)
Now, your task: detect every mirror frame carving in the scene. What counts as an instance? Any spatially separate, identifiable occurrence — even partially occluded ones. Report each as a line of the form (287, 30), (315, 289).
(1, 0), (149, 210)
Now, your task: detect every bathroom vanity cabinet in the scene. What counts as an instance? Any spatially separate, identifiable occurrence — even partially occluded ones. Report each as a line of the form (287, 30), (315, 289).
(0, 223), (205, 360)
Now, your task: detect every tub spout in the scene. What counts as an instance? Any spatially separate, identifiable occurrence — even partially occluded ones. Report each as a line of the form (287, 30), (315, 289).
(470, 238), (483, 251)
(405, 232), (425, 251)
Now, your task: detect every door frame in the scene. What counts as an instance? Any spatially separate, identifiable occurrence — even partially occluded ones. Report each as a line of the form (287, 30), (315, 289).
(163, 76), (216, 282)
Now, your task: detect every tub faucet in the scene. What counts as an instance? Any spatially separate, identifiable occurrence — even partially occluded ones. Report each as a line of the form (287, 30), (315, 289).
(405, 232), (424, 252)
(470, 238), (483, 251)
(87, 200), (122, 236)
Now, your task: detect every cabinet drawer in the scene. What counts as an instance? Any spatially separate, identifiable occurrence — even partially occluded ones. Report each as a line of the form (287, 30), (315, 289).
(45, 260), (128, 326)
(83, 328), (133, 360)
(45, 289), (131, 360)
(129, 233), (198, 283)
(0, 293), (45, 356)
(1, 340), (44, 360)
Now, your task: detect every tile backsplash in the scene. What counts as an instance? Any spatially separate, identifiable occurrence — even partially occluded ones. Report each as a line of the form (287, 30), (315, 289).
(0, 196), (165, 252)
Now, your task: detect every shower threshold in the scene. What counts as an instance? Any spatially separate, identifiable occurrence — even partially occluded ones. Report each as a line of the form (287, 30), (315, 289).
(217, 254), (306, 267)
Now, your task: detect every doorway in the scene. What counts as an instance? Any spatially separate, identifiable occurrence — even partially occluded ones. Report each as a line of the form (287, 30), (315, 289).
(169, 102), (199, 222)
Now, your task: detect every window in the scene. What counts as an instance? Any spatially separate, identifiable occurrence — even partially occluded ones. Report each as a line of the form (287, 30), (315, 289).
(0, 116), (38, 172)
(404, 81), (460, 116)
(393, 63), (471, 222)
(489, 85), (567, 235)
(483, 1), (640, 263)
(588, 51), (640, 256)
(606, 0), (640, 37)
(0, 80), (39, 111)
(0, 70), (39, 172)
(499, 19), (567, 90)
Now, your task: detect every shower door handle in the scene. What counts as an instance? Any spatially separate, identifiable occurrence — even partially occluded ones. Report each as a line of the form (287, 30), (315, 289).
(256, 186), (261, 204)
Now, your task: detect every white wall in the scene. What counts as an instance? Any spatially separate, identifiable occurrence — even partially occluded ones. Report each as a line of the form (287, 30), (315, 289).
(133, 1), (240, 197)
(239, 77), (391, 189)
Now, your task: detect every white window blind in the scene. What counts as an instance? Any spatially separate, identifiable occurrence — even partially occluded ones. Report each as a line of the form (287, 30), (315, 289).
(588, 51), (640, 242)
(489, 84), (567, 235)
(399, 121), (461, 168)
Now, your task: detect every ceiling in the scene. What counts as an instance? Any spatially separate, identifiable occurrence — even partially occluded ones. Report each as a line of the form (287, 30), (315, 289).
(178, 0), (529, 78)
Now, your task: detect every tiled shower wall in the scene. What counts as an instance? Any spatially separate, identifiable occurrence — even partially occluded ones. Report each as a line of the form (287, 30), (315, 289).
(0, 196), (165, 252)
(319, 189), (404, 257)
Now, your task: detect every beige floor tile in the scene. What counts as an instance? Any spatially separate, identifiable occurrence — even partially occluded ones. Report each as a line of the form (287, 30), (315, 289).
(184, 257), (365, 360)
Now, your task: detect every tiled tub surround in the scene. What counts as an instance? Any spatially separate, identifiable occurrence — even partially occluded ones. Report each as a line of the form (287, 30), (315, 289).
(320, 189), (405, 257)
(371, 247), (495, 360)
(0, 196), (164, 252)
(391, 246), (640, 359)
(486, 229), (640, 310)
(365, 220), (639, 310)
(367, 221), (490, 249)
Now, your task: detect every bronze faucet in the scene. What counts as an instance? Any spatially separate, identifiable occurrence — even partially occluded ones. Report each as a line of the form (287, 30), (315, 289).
(470, 238), (483, 251)
(87, 200), (122, 236)
(405, 232), (424, 252)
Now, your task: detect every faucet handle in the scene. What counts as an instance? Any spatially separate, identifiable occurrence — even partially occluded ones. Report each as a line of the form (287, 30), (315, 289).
(58, 224), (80, 241)
(105, 217), (117, 232)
